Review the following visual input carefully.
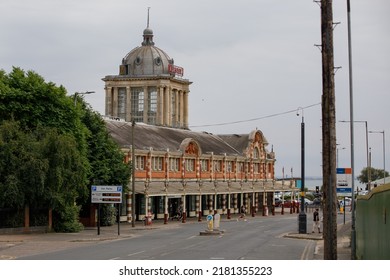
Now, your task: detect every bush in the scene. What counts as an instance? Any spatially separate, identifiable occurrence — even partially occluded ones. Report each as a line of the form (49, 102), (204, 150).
(100, 204), (117, 226)
(53, 204), (84, 232)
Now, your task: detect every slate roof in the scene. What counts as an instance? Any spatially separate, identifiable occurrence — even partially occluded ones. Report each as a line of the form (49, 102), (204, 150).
(105, 119), (244, 156)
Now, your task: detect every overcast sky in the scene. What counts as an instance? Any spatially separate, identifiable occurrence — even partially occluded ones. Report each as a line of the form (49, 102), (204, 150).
(1, 0), (389, 179)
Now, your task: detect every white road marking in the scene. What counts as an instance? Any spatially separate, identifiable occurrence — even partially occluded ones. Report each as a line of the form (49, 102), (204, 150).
(127, 250), (145, 257)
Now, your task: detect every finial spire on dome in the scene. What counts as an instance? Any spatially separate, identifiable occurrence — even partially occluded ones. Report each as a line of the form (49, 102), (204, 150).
(142, 7), (154, 46)
(147, 7), (150, 28)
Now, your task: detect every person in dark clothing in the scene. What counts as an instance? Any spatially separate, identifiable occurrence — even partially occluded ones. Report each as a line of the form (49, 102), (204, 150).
(312, 208), (321, 233)
(240, 205), (246, 219)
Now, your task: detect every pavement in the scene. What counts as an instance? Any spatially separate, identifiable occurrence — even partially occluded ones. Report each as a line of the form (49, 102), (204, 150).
(286, 219), (352, 260)
(0, 210), (351, 260)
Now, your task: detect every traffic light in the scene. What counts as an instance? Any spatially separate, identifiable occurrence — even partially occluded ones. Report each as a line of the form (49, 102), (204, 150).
(315, 186), (320, 194)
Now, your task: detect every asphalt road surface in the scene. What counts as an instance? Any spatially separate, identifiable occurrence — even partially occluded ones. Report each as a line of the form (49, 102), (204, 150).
(18, 214), (321, 260)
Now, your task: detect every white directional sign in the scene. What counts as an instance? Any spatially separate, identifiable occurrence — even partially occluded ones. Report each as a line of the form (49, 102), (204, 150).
(91, 185), (122, 204)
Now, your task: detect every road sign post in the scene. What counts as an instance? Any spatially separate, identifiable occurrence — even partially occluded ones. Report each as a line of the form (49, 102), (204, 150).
(91, 186), (123, 235)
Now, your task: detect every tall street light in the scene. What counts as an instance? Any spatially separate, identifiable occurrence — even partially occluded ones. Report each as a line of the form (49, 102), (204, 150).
(368, 130), (386, 185)
(297, 107), (306, 234)
(344, 0), (356, 259)
(74, 91), (95, 106)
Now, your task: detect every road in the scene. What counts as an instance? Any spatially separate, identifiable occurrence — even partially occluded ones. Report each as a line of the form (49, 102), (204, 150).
(17, 214), (325, 260)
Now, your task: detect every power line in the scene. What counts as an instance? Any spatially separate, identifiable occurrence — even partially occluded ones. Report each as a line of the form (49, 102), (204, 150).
(189, 102), (321, 129)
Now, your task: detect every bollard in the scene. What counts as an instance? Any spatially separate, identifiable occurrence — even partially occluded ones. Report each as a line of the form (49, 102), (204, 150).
(207, 215), (213, 231)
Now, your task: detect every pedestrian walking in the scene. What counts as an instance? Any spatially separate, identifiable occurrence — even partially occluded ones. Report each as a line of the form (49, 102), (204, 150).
(312, 208), (321, 233)
(240, 205), (246, 219)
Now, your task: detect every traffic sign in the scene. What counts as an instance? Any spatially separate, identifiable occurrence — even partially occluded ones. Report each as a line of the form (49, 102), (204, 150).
(336, 168), (352, 197)
(91, 185), (122, 203)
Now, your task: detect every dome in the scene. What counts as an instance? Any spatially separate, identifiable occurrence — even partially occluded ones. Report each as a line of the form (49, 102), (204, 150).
(119, 27), (174, 77)
(143, 28), (153, 36)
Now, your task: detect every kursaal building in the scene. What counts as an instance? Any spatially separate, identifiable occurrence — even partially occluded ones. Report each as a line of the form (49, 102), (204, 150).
(100, 22), (296, 225)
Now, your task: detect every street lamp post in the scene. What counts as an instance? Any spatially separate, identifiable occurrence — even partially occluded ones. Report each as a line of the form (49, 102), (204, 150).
(297, 108), (307, 233)
(74, 91), (95, 106)
(369, 130), (386, 185)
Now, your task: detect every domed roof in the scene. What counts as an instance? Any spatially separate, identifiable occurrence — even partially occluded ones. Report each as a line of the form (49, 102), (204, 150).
(120, 27), (174, 77)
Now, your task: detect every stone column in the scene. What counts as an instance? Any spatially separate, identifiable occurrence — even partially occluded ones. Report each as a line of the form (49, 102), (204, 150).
(143, 86), (148, 123)
(112, 87), (119, 118)
(175, 90), (180, 127)
(167, 87), (172, 126)
(157, 86), (164, 125)
(183, 90), (189, 129)
(163, 86), (170, 126)
(126, 86), (131, 121)
(179, 90), (184, 128)
(105, 86), (112, 117)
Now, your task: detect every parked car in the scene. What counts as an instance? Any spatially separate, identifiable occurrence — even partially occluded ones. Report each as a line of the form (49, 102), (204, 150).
(274, 197), (282, 207)
(282, 200), (299, 208)
(313, 198), (321, 206)
(304, 198), (313, 206)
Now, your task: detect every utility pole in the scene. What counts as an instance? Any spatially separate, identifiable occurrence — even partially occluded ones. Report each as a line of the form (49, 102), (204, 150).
(320, 0), (338, 259)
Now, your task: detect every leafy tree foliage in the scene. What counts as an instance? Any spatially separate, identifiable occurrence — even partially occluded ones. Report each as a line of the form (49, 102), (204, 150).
(81, 106), (131, 188)
(79, 104), (131, 226)
(0, 121), (47, 208)
(357, 167), (389, 184)
(0, 67), (131, 231)
(0, 121), (85, 231)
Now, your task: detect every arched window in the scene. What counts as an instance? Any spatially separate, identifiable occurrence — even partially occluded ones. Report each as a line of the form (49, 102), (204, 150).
(253, 147), (260, 159)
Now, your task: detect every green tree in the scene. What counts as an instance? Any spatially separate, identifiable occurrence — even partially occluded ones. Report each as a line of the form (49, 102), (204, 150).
(0, 67), (89, 165)
(82, 107), (130, 187)
(0, 68), (89, 231)
(357, 167), (389, 184)
(0, 121), (48, 209)
(0, 67), (130, 230)
(79, 104), (131, 226)
(40, 128), (88, 231)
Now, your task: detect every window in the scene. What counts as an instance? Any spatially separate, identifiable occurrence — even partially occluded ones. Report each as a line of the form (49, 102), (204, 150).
(214, 161), (221, 172)
(254, 163), (260, 174)
(200, 159), (209, 172)
(185, 159), (195, 172)
(238, 162), (244, 172)
(253, 147), (260, 159)
(148, 87), (157, 124)
(171, 91), (176, 126)
(131, 88), (144, 122)
(152, 157), (163, 171)
(169, 158), (180, 171)
(135, 156), (145, 170)
(227, 161), (233, 172)
(118, 87), (126, 119)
